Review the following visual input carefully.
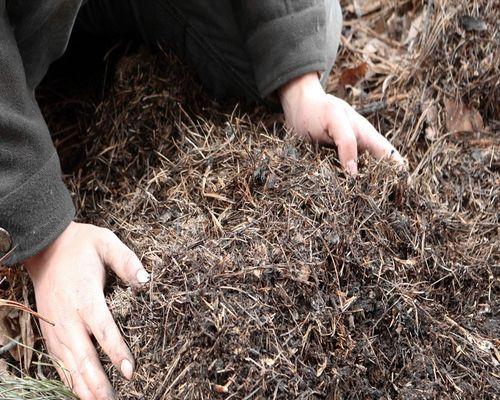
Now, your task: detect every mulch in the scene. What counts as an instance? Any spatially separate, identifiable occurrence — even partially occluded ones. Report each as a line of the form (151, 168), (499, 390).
(1, 0), (498, 399)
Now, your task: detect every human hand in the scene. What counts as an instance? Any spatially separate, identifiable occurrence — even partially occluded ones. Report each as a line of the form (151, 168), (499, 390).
(24, 222), (150, 400)
(279, 72), (404, 175)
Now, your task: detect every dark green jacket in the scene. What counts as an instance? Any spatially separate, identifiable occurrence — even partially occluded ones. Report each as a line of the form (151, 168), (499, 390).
(0, 0), (329, 265)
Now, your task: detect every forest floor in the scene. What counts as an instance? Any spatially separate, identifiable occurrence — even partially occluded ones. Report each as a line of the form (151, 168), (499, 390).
(1, 0), (499, 399)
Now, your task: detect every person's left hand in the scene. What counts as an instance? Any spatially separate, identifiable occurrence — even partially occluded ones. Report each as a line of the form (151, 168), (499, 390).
(279, 72), (404, 175)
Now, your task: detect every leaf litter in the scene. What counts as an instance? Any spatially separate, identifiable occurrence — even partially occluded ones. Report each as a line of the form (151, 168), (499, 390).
(1, 0), (499, 398)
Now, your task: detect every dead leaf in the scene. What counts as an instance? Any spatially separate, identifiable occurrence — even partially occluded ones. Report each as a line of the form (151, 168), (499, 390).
(17, 311), (33, 369)
(0, 359), (12, 378)
(203, 192), (235, 204)
(352, 0), (382, 17)
(0, 306), (21, 362)
(262, 356), (277, 367)
(422, 99), (439, 140)
(444, 97), (484, 134)
(339, 63), (369, 87)
(362, 38), (391, 60)
(19, 282), (34, 370)
(404, 13), (424, 46)
(214, 376), (234, 394)
(316, 356), (328, 377)
(214, 384), (229, 394)
(460, 16), (487, 32)
(298, 264), (311, 282)
(0, 306), (17, 347)
(252, 268), (262, 278)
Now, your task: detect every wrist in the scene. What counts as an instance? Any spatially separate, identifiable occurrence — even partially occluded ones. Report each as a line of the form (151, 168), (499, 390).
(24, 221), (76, 280)
(24, 249), (49, 283)
(278, 72), (324, 112)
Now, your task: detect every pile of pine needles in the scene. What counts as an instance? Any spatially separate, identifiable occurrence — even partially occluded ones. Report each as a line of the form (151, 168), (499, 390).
(1, 0), (498, 398)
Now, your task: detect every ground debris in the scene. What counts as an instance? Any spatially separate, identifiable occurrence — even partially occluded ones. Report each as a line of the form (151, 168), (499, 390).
(67, 46), (497, 397)
(1, 0), (498, 399)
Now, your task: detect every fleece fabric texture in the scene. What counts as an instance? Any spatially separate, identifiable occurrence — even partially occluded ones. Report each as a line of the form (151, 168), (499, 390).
(77, 0), (334, 101)
(233, 0), (328, 97)
(0, 0), (337, 265)
(0, 0), (81, 265)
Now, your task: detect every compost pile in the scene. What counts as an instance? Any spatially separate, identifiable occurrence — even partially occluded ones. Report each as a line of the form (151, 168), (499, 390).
(1, 0), (499, 399)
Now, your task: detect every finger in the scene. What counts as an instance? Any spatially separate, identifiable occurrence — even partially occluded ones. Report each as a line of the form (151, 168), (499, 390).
(349, 110), (404, 165)
(60, 324), (116, 400)
(326, 107), (359, 175)
(97, 228), (149, 286)
(86, 295), (134, 379)
(56, 349), (96, 400)
(48, 340), (96, 400)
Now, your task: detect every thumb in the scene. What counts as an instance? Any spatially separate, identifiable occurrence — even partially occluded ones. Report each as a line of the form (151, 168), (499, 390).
(97, 228), (150, 286)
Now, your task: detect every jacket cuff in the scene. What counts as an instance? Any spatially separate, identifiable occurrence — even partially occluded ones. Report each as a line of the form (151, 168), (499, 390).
(245, 4), (327, 97)
(0, 152), (75, 265)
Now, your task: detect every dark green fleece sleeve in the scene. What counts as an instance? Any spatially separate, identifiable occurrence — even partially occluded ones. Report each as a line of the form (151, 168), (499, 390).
(0, 0), (82, 265)
(232, 0), (327, 97)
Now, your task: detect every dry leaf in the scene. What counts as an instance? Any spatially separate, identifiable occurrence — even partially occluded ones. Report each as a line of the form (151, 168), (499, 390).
(444, 97), (484, 133)
(404, 13), (424, 46)
(18, 311), (33, 369)
(262, 356), (276, 367)
(252, 268), (262, 278)
(214, 377), (234, 394)
(352, 0), (382, 17)
(316, 356), (328, 377)
(460, 16), (487, 32)
(214, 384), (229, 394)
(0, 306), (17, 347)
(422, 99), (439, 140)
(339, 63), (369, 87)
(0, 359), (12, 378)
(19, 283), (34, 370)
(0, 306), (21, 362)
(298, 264), (311, 281)
(362, 38), (391, 60)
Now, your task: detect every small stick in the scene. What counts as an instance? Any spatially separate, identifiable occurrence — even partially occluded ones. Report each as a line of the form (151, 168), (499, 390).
(355, 100), (388, 115)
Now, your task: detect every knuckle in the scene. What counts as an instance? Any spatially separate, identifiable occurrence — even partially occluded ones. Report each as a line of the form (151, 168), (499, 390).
(98, 227), (116, 244)
(79, 393), (94, 400)
(328, 96), (349, 110)
(77, 353), (92, 372)
(93, 319), (109, 343)
(95, 385), (114, 400)
(336, 133), (357, 149)
(122, 249), (138, 268)
(112, 347), (130, 365)
(55, 322), (77, 341)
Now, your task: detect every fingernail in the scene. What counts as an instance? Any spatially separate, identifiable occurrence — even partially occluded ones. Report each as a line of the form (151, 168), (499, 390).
(390, 149), (402, 161)
(136, 269), (150, 284)
(121, 359), (134, 380)
(347, 161), (358, 176)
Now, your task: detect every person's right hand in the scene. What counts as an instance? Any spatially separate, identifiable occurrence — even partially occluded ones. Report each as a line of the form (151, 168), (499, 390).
(279, 72), (405, 175)
(24, 222), (150, 400)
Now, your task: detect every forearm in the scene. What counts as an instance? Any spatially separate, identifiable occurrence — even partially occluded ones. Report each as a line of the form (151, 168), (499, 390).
(0, 4), (75, 265)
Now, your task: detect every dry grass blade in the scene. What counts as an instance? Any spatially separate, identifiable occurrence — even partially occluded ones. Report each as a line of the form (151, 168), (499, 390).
(0, 376), (77, 400)
(0, 301), (53, 326)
